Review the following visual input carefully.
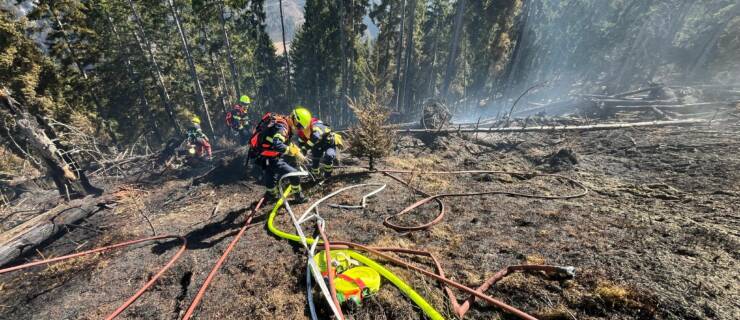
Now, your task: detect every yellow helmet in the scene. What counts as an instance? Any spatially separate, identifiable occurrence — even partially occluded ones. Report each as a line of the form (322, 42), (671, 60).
(239, 95), (251, 105)
(291, 106), (312, 129)
(192, 116), (201, 124)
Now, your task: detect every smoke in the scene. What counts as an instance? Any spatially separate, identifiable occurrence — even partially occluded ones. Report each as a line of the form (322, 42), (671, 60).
(464, 0), (740, 121)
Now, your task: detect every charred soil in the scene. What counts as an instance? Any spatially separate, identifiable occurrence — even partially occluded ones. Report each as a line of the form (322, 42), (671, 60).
(0, 123), (738, 320)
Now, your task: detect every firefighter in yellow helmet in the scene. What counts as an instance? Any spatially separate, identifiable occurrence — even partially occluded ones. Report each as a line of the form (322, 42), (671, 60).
(186, 116), (212, 160)
(226, 95), (252, 145)
(248, 112), (307, 202)
(290, 106), (342, 179)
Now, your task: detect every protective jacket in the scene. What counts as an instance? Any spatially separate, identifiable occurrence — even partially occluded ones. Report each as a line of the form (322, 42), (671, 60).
(226, 105), (248, 130)
(297, 118), (334, 149)
(255, 116), (292, 158)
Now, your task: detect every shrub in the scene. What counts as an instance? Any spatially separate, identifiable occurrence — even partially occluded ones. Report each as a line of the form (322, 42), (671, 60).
(346, 96), (394, 170)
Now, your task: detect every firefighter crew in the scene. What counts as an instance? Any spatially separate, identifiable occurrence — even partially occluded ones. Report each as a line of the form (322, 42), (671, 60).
(186, 116), (212, 160)
(251, 113), (307, 202)
(290, 106), (342, 179)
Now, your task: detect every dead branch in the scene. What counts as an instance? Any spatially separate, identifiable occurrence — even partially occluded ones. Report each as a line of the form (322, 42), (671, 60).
(507, 82), (548, 121)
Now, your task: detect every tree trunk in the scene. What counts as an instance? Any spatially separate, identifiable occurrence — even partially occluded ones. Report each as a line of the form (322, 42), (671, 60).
(401, 0), (417, 113)
(441, 0), (466, 97)
(338, 0), (347, 116)
(0, 91), (103, 199)
(47, 5), (119, 146)
(104, 10), (163, 140)
(166, 0), (215, 137)
(688, 6), (739, 79)
(393, 0), (407, 111)
(219, 1), (241, 98)
(200, 23), (230, 120)
(127, 0), (181, 134)
(278, 0), (292, 98)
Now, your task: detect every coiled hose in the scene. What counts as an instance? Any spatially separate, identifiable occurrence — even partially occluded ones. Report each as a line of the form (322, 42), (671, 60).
(268, 184), (445, 320)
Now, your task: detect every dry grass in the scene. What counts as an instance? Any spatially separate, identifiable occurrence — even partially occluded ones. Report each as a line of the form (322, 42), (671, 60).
(0, 146), (40, 179)
(536, 304), (575, 320)
(39, 253), (101, 276)
(370, 235), (415, 249)
(525, 254), (547, 265)
(595, 280), (631, 305)
(386, 155), (452, 192)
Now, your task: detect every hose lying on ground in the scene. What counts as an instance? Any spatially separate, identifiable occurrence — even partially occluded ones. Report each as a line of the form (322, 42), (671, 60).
(269, 182), (444, 320)
(0, 235), (187, 320)
(277, 172), (346, 320)
(271, 168), (583, 320)
(339, 167), (589, 232)
(182, 198), (265, 320)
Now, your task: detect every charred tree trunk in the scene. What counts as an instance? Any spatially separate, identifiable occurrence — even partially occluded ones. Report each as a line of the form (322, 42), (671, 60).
(441, 0), (465, 97)
(127, 0), (181, 134)
(166, 0), (215, 137)
(0, 91), (102, 199)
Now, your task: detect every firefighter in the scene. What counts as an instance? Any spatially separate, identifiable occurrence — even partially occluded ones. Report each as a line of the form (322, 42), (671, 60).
(226, 95), (252, 145)
(290, 106), (342, 179)
(186, 116), (212, 160)
(249, 112), (307, 202)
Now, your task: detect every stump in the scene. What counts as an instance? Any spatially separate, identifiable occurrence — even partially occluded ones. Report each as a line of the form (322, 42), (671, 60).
(420, 98), (452, 129)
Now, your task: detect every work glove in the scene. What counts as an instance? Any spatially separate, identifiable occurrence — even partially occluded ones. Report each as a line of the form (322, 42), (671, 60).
(333, 133), (345, 149)
(287, 143), (308, 164)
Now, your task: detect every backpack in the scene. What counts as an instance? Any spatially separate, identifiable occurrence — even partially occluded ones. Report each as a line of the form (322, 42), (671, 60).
(225, 105), (246, 128)
(248, 112), (286, 158)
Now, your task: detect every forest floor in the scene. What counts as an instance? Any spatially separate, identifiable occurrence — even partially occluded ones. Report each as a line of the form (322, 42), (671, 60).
(0, 121), (738, 320)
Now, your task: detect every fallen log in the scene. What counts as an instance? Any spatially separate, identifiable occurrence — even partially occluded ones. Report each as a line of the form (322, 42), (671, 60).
(611, 101), (734, 110)
(650, 106), (673, 120)
(396, 119), (710, 134)
(0, 196), (108, 267)
(596, 99), (680, 106)
(612, 87), (654, 98)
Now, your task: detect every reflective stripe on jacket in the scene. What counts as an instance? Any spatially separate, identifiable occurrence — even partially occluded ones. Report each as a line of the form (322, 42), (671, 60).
(297, 118), (332, 148)
(258, 117), (291, 158)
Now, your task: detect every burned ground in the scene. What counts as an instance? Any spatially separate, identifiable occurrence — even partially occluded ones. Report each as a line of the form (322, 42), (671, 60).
(0, 123), (738, 320)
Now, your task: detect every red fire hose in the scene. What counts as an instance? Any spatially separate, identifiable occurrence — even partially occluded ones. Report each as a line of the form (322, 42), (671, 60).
(319, 224), (344, 320)
(382, 170), (588, 231)
(182, 198), (265, 320)
(0, 235), (187, 319)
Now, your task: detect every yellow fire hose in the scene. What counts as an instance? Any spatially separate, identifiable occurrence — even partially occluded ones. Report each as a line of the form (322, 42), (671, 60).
(267, 186), (445, 320)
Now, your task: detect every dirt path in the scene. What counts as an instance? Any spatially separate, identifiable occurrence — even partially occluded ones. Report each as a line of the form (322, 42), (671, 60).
(0, 123), (738, 319)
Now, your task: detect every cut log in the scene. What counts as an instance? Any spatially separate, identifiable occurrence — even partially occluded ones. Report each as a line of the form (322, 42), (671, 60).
(0, 197), (106, 267)
(396, 119), (710, 134)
